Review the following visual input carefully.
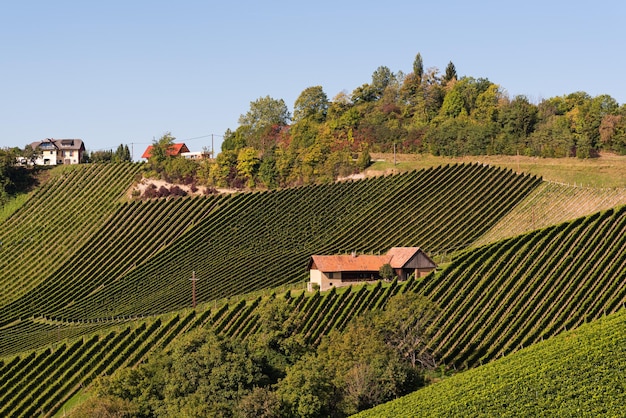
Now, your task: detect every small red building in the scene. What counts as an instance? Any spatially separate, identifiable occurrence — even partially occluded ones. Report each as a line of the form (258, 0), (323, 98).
(141, 143), (190, 159)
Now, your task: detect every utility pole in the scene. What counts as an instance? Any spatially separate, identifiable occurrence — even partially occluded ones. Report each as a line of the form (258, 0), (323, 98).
(211, 134), (214, 159)
(393, 142), (397, 166)
(190, 270), (198, 309)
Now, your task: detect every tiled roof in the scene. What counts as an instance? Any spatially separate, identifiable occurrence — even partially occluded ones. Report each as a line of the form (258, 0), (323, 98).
(141, 143), (190, 159)
(310, 254), (391, 272)
(309, 247), (435, 273)
(387, 247), (424, 268)
(30, 138), (84, 151)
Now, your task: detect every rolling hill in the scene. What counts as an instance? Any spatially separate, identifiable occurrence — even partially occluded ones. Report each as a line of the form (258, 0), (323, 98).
(0, 159), (624, 417)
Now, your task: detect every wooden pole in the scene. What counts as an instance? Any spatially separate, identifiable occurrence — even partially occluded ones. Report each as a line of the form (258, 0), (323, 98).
(190, 270), (198, 309)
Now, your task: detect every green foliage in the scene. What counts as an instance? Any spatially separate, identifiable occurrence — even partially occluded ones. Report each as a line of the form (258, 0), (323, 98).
(0, 148), (38, 207)
(379, 263), (394, 280)
(221, 52), (624, 167)
(70, 395), (137, 418)
(149, 132), (176, 165)
(354, 309), (626, 417)
(376, 293), (439, 369)
(442, 61), (457, 85)
(293, 86), (329, 123)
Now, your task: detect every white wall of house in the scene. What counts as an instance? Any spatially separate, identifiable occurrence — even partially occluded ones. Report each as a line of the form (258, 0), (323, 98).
(309, 270), (345, 291)
(33, 149), (82, 165)
(34, 149), (60, 165)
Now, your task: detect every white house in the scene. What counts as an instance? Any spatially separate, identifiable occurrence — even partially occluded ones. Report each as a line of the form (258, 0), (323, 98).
(30, 138), (85, 165)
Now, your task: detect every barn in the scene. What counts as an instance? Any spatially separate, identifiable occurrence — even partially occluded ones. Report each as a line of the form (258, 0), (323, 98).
(308, 247), (436, 291)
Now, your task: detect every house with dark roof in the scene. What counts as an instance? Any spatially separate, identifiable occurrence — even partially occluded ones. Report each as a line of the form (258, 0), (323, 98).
(307, 247), (437, 291)
(141, 143), (190, 159)
(30, 138), (85, 165)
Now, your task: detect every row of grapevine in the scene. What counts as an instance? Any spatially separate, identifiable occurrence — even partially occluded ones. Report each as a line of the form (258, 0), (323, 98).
(0, 164), (142, 307)
(0, 312), (192, 418)
(416, 205), (626, 369)
(25, 164), (538, 323)
(473, 181), (626, 247)
(1, 199), (624, 417)
(354, 308), (626, 418)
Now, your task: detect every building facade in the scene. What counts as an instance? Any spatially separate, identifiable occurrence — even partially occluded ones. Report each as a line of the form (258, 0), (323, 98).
(30, 138), (85, 165)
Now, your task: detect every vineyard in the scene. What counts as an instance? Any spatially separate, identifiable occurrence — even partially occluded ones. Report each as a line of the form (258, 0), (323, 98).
(353, 308), (626, 417)
(0, 161), (624, 417)
(472, 180), (626, 246)
(0, 162), (540, 330)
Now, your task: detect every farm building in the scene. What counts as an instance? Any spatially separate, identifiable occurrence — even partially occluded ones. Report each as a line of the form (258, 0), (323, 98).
(308, 247), (436, 291)
(141, 143), (190, 159)
(29, 138), (85, 165)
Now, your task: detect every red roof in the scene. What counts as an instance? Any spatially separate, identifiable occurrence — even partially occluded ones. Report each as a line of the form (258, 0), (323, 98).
(310, 254), (391, 272)
(141, 143), (190, 159)
(308, 247), (434, 272)
(387, 247), (431, 268)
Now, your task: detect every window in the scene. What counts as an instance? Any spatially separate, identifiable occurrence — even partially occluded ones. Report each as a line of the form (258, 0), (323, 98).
(327, 272), (335, 279)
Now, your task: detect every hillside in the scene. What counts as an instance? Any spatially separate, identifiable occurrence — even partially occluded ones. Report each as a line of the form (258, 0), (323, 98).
(0, 163), (539, 329)
(354, 308), (626, 417)
(0, 160), (624, 416)
(367, 152), (626, 188)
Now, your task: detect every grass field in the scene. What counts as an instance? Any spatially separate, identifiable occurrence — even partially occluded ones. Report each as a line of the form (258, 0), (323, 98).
(368, 152), (626, 188)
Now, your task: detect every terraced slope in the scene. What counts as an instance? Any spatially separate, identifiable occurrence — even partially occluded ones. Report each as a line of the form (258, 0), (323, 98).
(419, 205), (626, 369)
(354, 308), (626, 418)
(0, 163), (540, 326)
(473, 181), (626, 246)
(1, 206), (624, 417)
(0, 163), (142, 306)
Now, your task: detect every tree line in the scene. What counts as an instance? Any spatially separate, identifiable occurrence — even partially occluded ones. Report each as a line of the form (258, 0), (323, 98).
(197, 52), (625, 189)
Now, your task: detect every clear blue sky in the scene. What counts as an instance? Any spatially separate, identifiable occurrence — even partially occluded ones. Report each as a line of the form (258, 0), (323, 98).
(1, 0), (624, 160)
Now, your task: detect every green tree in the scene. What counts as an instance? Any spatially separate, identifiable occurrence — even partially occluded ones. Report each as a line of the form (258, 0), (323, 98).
(574, 94), (619, 158)
(379, 263), (394, 281)
(442, 61), (457, 85)
(0, 148), (37, 206)
(293, 86), (329, 123)
(0, 149), (16, 205)
(497, 95), (538, 154)
(371, 66), (395, 99)
(277, 354), (336, 418)
(439, 88), (465, 118)
(237, 147), (260, 188)
(21, 144), (41, 166)
(376, 292), (440, 370)
(70, 395), (137, 418)
(237, 387), (282, 418)
(237, 96), (290, 151)
(113, 144), (132, 162)
(317, 314), (421, 416)
(412, 52), (424, 85)
(356, 146), (371, 170)
(150, 132), (176, 164)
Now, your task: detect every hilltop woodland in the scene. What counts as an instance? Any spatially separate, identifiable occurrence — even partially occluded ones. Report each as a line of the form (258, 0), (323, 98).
(134, 53), (626, 190)
(4, 52), (626, 195)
